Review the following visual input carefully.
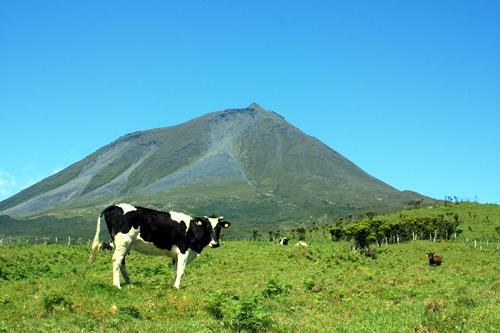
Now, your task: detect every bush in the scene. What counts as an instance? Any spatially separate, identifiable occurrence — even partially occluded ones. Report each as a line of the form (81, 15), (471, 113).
(206, 290), (230, 319)
(262, 278), (291, 298)
(43, 294), (73, 313)
(230, 297), (271, 333)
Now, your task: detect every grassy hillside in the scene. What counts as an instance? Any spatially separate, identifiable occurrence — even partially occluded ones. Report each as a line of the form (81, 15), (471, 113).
(377, 202), (500, 242)
(1, 237), (499, 332)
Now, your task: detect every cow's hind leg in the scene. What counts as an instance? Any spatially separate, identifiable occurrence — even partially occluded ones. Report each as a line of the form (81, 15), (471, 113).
(120, 257), (134, 286)
(112, 234), (133, 289)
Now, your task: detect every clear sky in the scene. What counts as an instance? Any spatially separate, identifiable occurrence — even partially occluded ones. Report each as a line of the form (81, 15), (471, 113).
(1, 1), (499, 205)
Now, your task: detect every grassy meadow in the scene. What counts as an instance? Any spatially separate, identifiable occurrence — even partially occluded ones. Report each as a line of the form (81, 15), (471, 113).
(1, 202), (499, 332)
(1, 239), (499, 332)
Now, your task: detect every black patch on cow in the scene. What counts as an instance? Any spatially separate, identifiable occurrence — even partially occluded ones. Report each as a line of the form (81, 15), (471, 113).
(186, 217), (213, 253)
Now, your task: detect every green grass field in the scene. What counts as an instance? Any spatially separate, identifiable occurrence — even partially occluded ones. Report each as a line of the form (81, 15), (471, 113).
(1, 237), (499, 332)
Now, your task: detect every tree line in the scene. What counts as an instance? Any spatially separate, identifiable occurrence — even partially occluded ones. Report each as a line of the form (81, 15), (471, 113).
(252, 212), (466, 253)
(331, 215), (461, 252)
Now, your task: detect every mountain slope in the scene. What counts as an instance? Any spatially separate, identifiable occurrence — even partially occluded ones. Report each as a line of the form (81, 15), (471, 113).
(0, 104), (432, 238)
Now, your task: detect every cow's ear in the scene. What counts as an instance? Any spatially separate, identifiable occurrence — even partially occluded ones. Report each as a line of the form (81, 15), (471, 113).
(222, 222), (231, 228)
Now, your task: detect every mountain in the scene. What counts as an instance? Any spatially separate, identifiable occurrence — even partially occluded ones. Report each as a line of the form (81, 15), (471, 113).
(0, 104), (431, 239)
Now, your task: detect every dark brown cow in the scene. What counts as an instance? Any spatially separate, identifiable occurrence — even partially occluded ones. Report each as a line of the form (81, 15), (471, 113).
(426, 252), (442, 266)
(100, 241), (114, 252)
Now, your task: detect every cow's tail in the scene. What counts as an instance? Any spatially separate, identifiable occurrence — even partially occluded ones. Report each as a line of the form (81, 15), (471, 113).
(88, 213), (103, 263)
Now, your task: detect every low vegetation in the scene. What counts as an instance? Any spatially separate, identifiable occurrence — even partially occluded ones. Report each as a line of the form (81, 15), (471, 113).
(1, 202), (499, 332)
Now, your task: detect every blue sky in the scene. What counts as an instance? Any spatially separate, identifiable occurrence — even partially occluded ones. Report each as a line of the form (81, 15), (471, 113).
(1, 1), (499, 204)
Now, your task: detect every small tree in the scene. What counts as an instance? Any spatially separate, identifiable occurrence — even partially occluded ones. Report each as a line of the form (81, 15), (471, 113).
(329, 227), (344, 241)
(275, 229), (281, 242)
(268, 230), (274, 242)
(366, 211), (376, 221)
(346, 221), (374, 252)
(296, 227), (306, 241)
(252, 229), (260, 241)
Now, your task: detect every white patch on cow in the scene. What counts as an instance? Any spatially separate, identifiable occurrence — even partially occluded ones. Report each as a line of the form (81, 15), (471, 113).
(169, 211), (192, 231)
(207, 217), (218, 228)
(117, 203), (137, 214)
(206, 216), (223, 247)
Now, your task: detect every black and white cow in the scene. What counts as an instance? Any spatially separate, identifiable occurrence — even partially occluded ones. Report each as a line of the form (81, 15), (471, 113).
(89, 203), (230, 289)
(279, 237), (289, 245)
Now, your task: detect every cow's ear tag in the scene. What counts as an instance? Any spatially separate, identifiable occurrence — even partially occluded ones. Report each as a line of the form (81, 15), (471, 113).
(196, 220), (203, 226)
(223, 222), (230, 228)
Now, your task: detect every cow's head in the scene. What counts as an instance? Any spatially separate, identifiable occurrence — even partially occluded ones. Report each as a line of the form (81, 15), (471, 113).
(204, 216), (231, 248)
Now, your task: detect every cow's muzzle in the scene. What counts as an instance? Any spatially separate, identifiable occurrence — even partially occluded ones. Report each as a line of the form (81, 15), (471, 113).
(209, 241), (220, 248)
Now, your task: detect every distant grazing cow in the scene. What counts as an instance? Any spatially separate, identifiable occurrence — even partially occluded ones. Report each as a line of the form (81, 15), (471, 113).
(426, 252), (442, 266)
(295, 241), (309, 246)
(99, 241), (114, 252)
(279, 237), (289, 245)
(89, 203), (231, 289)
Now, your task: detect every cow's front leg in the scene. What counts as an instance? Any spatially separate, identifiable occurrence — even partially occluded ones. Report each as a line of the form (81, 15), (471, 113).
(173, 252), (189, 289)
(172, 259), (178, 283)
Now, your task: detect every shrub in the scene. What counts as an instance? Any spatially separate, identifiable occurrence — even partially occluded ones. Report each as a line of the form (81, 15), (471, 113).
(262, 278), (291, 298)
(230, 297), (271, 332)
(303, 278), (315, 291)
(43, 294), (73, 313)
(120, 305), (141, 319)
(206, 290), (229, 319)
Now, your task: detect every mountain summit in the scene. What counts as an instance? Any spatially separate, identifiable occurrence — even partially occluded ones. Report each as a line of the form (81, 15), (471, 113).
(0, 105), (429, 237)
